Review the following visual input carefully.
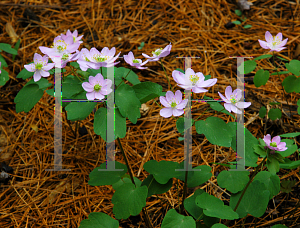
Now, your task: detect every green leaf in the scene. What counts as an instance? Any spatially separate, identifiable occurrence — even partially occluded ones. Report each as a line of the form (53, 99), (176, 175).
(259, 106), (266, 118)
(195, 116), (234, 147)
(268, 108), (282, 120)
(285, 60), (300, 76)
(176, 117), (195, 134)
(87, 67), (105, 77)
(282, 75), (298, 93)
(238, 60), (257, 74)
(14, 84), (44, 113)
(228, 122), (259, 167)
(93, 107), (126, 143)
(112, 183), (148, 219)
(230, 180), (270, 218)
(232, 20), (241, 25)
(254, 54), (273, 61)
(279, 132), (300, 138)
(196, 192), (239, 220)
(12, 39), (21, 61)
(46, 89), (54, 97)
(143, 160), (179, 184)
(88, 161), (127, 186)
(70, 62), (80, 69)
(270, 71), (290, 75)
(280, 179), (297, 193)
(269, 102), (281, 105)
(203, 215), (219, 227)
(253, 171), (280, 200)
(278, 139), (297, 157)
(62, 75), (84, 98)
(65, 97), (96, 121)
(112, 177), (141, 190)
(161, 209), (196, 228)
(79, 212), (119, 228)
(279, 158), (300, 169)
(0, 69), (9, 86)
(253, 144), (267, 157)
(0, 43), (18, 55)
(276, 56), (289, 62)
(132, 81), (163, 104)
(243, 24), (252, 29)
(76, 70), (90, 79)
(253, 69), (269, 87)
(0, 54), (8, 67)
(234, 9), (242, 17)
(16, 67), (34, 80)
(141, 174), (173, 197)
(184, 189), (205, 220)
(175, 68), (185, 74)
(175, 163), (212, 188)
(115, 83), (141, 124)
(24, 78), (52, 90)
(266, 156), (280, 174)
(204, 75), (211, 80)
(217, 170), (249, 194)
(115, 67), (141, 86)
(271, 225), (288, 228)
(212, 224), (229, 228)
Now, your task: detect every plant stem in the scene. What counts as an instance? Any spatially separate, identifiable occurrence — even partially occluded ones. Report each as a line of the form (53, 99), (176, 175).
(69, 65), (83, 82)
(116, 137), (153, 228)
(160, 59), (174, 93)
(272, 52), (292, 119)
(180, 165), (189, 214)
(116, 68), (132, 89)
(233, 156), (267, 211)
(224, 155), (267, 226)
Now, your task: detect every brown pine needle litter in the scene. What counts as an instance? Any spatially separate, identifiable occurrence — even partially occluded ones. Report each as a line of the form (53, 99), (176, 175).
(0, 0), (300, 227)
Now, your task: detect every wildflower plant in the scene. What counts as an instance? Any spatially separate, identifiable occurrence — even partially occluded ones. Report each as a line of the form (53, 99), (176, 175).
(13, 29), (300, 228)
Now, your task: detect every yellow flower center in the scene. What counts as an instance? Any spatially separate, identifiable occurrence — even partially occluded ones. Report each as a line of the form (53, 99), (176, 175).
(35, 63), (43, 70)
(230, 95), (237, 104)
(270, 142), (277, 147)
(133, 59), (139, 63)
(152, 48), (163, 56)
(54, 40), (67, 53)
(94, 55), (108, 62)
(190, 74), (199, 85)
(272, 36), (281, 46)
(94, 84), (102, 91)
(170, 101), (177, 108)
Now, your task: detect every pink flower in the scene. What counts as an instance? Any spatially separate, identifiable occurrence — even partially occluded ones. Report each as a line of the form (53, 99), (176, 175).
(82, 73), (113, 100)
(218, 86), (251, 114)
(61, 29), (83, 46)
(159, 90), (188, 118)
(39, 35), (80, 58)
(77, 47), (121, 70)
(24, 53), (55, 82)
(124, 51), (148, 69)
(258, 31), (288, 52)
(172, 68), (217, 93)
(263, 134), (287, 152)
(142, 43), (172, 62)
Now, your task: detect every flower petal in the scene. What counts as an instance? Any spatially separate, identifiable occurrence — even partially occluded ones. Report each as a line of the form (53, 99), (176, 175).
(265, 31), (273, 43)
(225, 86), (233, 100)
(94, 92), (105, 100)
(86, 91), (95, 100)
(160, 96), (171, 108)
(174, 90), (182, 103)
(263, 134), (272, 145)
(166, 91), (175, 103)
(82, 82), (94, 92)
(258, 40), (269, 49)
(173, 108), (184, 117)
(160, 108), (173, 118)
(176, 99), (188, 109)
